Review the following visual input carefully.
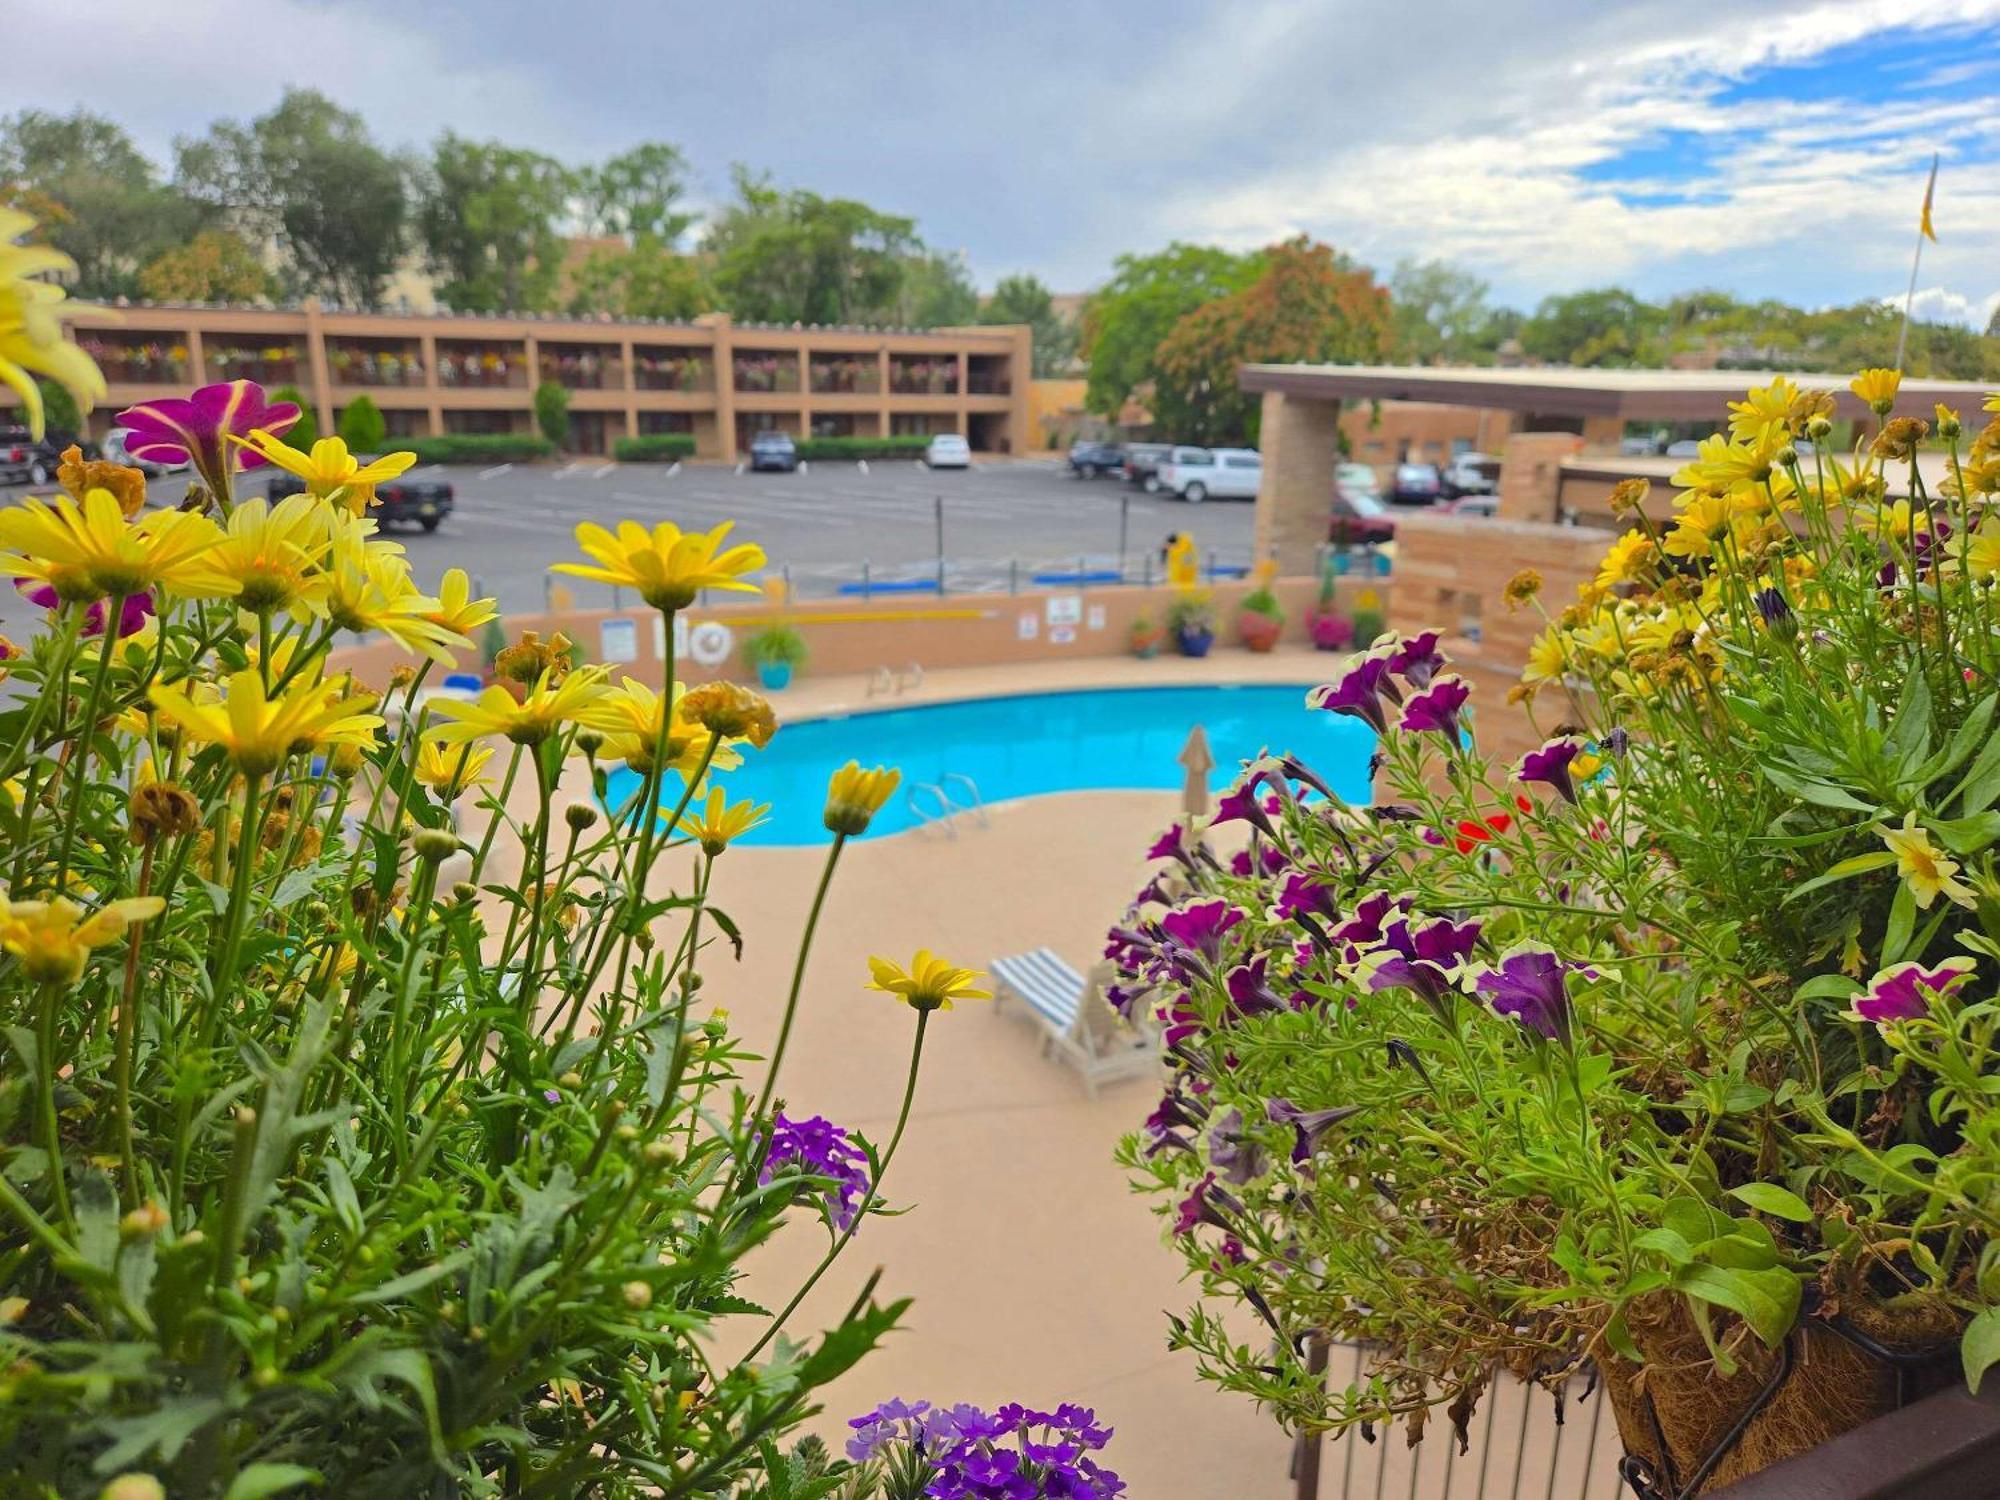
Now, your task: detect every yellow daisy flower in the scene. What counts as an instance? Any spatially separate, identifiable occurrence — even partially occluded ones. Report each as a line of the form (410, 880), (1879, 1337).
(205, 492), (333, 616)
(151, 668), (382, 777)
(322, 542), (467, 663)
(551, 519), (766, 611)
(232, 431), (417, 514)
(1879, 812), (1977, 910)
(1965, 517), (2000, 582)
(412, 739), (494, 796)
(425, 567), (499, 636)
(0, 488), (229, 602)
(1661, 493), (1738, 561)
(425, 667), (613, 747)
(1851, 367), (1902, 416)
(674, 785), (770, 855)
(1594, 530), (1657, 590)
(824, 760), (901, 836)
(865, 949), (990, 1012)
(0, 208), (106, 441)
(0, 892), (164, 986)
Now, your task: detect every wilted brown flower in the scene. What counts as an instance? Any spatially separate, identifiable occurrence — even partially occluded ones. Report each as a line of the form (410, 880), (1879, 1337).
(1607, 478), (1651, 516)
(1502, 570), (1542, 608)
(129, 780), (202, 844)
(1871, 417), (1929, 462)
(494, 630), (575, 686)
(679, 681), (777, 747)
(57, 444), (146, 517)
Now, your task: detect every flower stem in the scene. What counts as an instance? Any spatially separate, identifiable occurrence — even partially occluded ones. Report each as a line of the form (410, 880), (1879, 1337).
(745, 833), (845, 1173)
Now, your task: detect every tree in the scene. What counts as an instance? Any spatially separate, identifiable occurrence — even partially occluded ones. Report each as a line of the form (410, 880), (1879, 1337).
(270, 384), (317, 448)
(1519, 287), (1665, 367)
(0, 109), (203, 297)
(35, 378), (82, 441)
(138, 229), (275, 304)
(979, 273), (1077, 377)
(337, 394), (387, 453)
(1152, 238), (1394, 446)
(705, 167), (922, 325)
(416, 135), (573, 313)
(1078, 243), (1267, 420)
(565, 235), (711, 320)
(581, 143), (696, 244)
(174, 89), (407, 308)
(1388, 259), (1493, 365)
(534, 381), (569, 449)
(896, 250), (979, 327)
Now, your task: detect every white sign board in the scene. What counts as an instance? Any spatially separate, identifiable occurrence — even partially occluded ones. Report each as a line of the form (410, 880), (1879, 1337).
(599, 617), (638, 663)
(1046, 594), (1083, 627)
(1086, 605), (1106, 632)
(1050, 624), (1077, 645)
(1017, 612), (1039, 641)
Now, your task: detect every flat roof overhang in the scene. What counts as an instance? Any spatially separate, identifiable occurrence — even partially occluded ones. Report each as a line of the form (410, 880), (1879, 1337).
(1238, 362), (1990, 424)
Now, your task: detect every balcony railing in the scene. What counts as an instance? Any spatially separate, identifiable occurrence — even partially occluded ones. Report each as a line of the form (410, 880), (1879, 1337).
(540, 355), (625, 391)
(810, 360), (883, 395)
(436, 353), (525, 389)
(77, 342), (191, 386)
(204, 350), (303, 386)
(328, 351), (425, 387)
(633, 355), (712, 392)
(889, 360), (960, 396)
(968, 375), (1012, 396)
(734, 358), (801, 394)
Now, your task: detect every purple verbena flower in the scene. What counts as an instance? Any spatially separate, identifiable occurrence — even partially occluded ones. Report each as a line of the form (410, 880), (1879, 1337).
(115, 379), (301, 507)
(1474, 949), (1597, 1044)
(1854, 957), (1976, 1026)
(1398, 674), (1471, 738)
(758, 1110), (872, 1231)
(1517, 736), (1585, 804)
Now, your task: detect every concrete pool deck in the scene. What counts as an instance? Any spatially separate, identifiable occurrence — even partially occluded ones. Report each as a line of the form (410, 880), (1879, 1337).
(468, 644), (1617, 1496)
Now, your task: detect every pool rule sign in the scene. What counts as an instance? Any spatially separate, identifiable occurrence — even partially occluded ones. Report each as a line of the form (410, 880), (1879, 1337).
(1047, 593), (1082, 646)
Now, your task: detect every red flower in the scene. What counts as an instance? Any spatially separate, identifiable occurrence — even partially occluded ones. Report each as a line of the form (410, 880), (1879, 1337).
(1452, 797), (1533, 854)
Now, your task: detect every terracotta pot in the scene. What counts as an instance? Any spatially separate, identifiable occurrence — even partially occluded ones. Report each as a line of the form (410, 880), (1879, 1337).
(1129, 629), (1165, 659)
(1238, 611), (1283, 653)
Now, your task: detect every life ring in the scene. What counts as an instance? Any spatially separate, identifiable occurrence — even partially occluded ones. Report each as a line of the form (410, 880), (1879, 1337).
(688, 621), (734, 667)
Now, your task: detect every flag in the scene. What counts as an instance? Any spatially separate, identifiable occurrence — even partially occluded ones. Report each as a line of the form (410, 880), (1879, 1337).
(1920, 152), (1939, 243)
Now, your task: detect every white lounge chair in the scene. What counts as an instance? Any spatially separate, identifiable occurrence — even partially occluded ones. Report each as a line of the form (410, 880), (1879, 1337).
(991, 948), (1156, 1095)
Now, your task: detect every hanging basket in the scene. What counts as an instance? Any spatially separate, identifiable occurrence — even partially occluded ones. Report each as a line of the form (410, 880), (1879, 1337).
(1602, 1285), (1960, 1497)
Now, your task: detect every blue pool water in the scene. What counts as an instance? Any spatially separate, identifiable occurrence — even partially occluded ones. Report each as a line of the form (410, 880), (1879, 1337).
(603, 683), (1373, 846)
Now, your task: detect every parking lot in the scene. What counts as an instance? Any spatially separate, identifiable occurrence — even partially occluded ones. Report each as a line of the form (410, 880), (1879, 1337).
(0, 459), (1259, 630)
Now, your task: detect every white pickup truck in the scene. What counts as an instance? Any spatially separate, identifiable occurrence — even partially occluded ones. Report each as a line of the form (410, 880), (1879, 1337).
(1154, 445), (1262, 503)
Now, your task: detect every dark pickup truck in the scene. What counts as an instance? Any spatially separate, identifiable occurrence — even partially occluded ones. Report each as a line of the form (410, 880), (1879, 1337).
(267, 472), (455, 531)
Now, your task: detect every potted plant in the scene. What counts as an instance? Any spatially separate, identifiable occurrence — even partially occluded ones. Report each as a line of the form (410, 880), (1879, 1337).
(1166, 592), (1214, 658)
(1236, 586), (1285, 652)
(744, 623), (807, 689)
(1129, 612), (1166, 659)
(1308, 609), (1355, 651)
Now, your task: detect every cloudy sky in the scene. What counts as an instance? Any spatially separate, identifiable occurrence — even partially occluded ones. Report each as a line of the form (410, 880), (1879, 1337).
(16, 0), (2000, 324)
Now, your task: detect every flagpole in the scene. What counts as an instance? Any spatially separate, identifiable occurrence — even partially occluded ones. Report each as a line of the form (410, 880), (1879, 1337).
(1894, 151), (1939, 372)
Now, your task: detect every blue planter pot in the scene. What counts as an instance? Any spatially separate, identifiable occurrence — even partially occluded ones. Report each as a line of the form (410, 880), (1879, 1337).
(1175, 625), (1214, 658)
(756, 660), (794, 690)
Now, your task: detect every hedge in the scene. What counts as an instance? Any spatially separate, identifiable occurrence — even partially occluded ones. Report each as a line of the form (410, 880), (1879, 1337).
(613, 433), (697, 462)
(402, 434), (557, 464)
(791, 435), (934, 461)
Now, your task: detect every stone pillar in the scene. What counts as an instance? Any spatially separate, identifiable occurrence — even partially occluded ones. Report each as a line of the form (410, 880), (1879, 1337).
(1494, 432), (1582, 524)
(1252, 390), (1340, 576)
(1580, 414), (1625, 453)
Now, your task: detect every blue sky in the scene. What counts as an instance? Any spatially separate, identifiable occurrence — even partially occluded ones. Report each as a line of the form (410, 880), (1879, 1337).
(15, 0), (2000, 326)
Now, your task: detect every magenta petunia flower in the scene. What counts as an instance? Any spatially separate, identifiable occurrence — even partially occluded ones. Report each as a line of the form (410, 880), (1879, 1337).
(115, 379), (302, 506)
(17, 579), (154, 638)
(1399, 674), (1471, 737)
(1854, 957), (1976, 1026)
(1475, 948), (1597, 1044)
(1275, 871), (1337, 922)
(1387, 630), (1445, 688)
(1517, 736), (1585, 803)
(1307, 653), (1397, 733)
(1159, 899), (1245, 961)
(1173, 1170), (1244, 1235)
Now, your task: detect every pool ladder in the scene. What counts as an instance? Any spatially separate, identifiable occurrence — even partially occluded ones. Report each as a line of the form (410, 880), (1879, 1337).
(907, 772), (989, 839)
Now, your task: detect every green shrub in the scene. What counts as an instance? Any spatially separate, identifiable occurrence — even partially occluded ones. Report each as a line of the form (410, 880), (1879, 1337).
(336, 393), (387, 453)
(35, 377), (82, 440)
(402, 433), (556, 465)
(533, 380), (569, 448)
(613, 433), (697, 462)
(1349, 606), (1386, 645)
(269, 383), (316, 448)
(791, 436), (932, 462)
(743, 623), (808, 668)
(1239, 585), (1285, 621)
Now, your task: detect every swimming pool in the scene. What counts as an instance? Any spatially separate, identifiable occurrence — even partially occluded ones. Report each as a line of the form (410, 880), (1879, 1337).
(602, 683), (1374, 846)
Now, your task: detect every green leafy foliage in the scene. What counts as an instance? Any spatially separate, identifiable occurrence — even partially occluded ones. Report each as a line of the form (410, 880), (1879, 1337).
(612, 433), (697, 462)
(532, 380), (569, 449)
(402, 433), (554, 464)
(335, 394), (386, 453)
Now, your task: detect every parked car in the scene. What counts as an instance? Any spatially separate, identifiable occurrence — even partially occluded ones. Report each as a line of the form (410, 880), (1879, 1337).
(748, 431), (798, 472)
(0, 427), (103, 486)
(1335, 461), (1383, 504)
(1329, 488), (1397, 546)
(1447, 494), (1499, 518)
(99, 427), (190, 479)
(1156, 446), (1261, 503)
(1066, 440), (1125, 478)
(1440, 453), (1499, 499)
(266, 471), (455, 532)
(925, 433), (971, 469)
(1388, 462), (1443, 506)
(1122, 442), (1173, 491)
(1663, 438), (1703, 459)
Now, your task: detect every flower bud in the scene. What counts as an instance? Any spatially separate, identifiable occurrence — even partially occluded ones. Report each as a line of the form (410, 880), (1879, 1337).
(1806, 415), (1833, 440)
(451, 881), (479, 904)
(573, 728), (605, 757)
(412, 828), (461, 864)
(329, 742), (365, 778)
(622, 1281), (654, 1310)
(643, 1140), (676, 1166)
(99, 1477), (167, 1500)
(120, 1202), (169, 1241)
(564, 801), (599, 832)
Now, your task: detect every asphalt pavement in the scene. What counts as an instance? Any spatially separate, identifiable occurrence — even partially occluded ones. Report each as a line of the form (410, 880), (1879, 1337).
(0, 459), (1257, 632)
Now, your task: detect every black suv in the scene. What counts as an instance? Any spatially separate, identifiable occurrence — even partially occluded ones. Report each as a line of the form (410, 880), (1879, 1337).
(267, 471), (455, 532)
(0, 427), (88, 487)
(1067, 440), (1125, 478)
(748, 431), (798, 473)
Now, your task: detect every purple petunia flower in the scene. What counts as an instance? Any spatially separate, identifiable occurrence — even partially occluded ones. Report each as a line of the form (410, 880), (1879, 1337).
(115, 380), (302, 508)
(758, 1111), (873, 1231)
(1333, 890), (1405, 961)
(1159, 899), (1245, 964)
(1266, 1097), (1363, 1164)
(1275, 871), (1337, 922)
(1208, 1107), (1269, 1185)
(1367, 916), (1482, 1018)
(1387, 630), (1445, 689)
(1517, 736), (1585, 804)
(1307, 653), (1397, 733)
(1228, 845), (1286, 878)
(1224, 955), (1286, 1017)
(1173, 1171), (1245, 1236)
(1474, 949), (1597, 1044)
(16, 580), (154, 638)
(1854, 957), (1976, 1026)
(1398, 674), (1471, 738)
